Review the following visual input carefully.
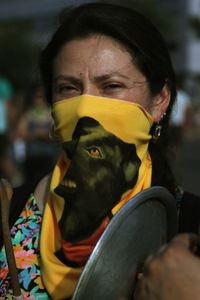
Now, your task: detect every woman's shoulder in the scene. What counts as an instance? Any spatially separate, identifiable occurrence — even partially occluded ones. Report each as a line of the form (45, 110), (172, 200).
(0, 173), (52, 249)
(9, 173), (51, 226)
(0, 176), (42, 249)
(33, 173), (52, 213)
(178, 190), (200, 234)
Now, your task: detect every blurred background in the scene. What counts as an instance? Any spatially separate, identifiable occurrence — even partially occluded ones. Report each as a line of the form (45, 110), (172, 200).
(0, 0), (200, 195)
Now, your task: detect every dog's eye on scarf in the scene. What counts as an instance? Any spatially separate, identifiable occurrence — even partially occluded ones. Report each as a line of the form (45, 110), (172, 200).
(40, 95), (153, 299)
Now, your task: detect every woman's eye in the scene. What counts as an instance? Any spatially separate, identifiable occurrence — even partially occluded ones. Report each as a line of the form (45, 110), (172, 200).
(103, 83), (124, 94)
(85, 147), (102, 158)
(56, 84), (80, 97)
(105, 83), (122, 89)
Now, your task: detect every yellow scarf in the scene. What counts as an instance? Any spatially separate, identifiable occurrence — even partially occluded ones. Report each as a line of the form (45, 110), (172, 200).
(40, 95), (153, 299)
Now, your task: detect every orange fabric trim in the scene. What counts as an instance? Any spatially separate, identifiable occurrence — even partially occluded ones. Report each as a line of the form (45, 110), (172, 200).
(62, 217), (110, 266)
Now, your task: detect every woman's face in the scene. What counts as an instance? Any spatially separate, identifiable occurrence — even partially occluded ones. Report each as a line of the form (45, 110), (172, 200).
(52, 35), (162, 117)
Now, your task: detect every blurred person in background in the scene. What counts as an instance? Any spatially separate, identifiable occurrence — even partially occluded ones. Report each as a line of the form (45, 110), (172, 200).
(6, 90), (27, 186)
(0, 135), (17, 183)
(0, 75), (13, 137)
(7, 90), (26, 143)
(193, 103), (200, 129)
(0, 76), (20, 185)
(17, 85), (52, 141)
(169, 77), (193, 150)
(16, 84), (60, 183)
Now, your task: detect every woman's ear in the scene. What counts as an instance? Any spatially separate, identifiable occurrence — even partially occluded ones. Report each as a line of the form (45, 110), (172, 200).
(151, 83), (171, 122)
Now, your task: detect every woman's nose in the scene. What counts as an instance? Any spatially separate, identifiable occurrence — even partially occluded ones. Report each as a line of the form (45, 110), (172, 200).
(82, 84), (101, 97)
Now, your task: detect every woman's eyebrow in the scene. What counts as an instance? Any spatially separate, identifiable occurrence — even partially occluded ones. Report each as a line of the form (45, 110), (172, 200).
(94, 72), (130, 81)
(53, 73), (146, 84)
(94, 73), (147, 86)
(53, 75), (81, 84)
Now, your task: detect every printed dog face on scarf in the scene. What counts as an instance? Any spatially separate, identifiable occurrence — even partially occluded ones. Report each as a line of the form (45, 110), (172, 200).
(55, 117), (141, 242)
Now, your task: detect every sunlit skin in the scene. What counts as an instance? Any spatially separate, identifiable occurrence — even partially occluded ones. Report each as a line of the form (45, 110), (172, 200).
(52, 35), (170, 121)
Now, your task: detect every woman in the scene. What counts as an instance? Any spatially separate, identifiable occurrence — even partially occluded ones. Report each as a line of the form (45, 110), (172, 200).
(0, 2), (199, 299)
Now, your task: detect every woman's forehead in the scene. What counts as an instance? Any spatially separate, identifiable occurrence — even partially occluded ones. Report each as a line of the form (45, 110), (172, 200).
(53, 35), (144, 80)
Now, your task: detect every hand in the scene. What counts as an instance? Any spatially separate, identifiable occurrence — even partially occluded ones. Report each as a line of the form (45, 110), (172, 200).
(134, 233), (200, 300)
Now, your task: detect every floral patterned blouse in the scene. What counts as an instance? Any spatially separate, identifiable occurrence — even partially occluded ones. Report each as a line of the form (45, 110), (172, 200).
(0, 194), (50, 299)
